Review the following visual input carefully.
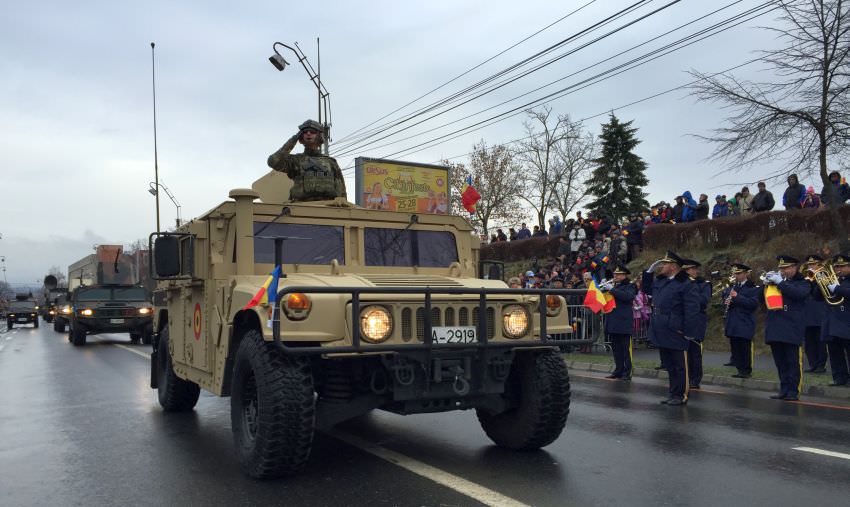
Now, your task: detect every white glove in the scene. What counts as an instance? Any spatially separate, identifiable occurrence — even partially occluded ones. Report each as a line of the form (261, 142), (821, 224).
(646, 260), (662, 273)
(600, 281), (614, 291)
(767, 272), (783, 285)
(828, 283), (839, 293)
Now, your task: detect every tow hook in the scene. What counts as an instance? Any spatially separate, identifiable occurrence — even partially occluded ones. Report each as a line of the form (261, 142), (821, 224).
(451, 366), (470, 396)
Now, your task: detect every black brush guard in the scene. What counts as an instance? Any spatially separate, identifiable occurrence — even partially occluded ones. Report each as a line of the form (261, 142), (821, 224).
(271, 286), (589, 355)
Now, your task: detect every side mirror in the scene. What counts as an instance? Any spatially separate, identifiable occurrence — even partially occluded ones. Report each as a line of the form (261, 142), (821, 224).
(154, 236), (181, 277)
(149, 233), (194, 280)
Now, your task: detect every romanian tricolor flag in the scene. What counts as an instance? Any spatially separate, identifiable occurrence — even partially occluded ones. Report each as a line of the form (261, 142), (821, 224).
(242, 265), (282, 310)
(765, 285), (783, 310)
(461, 175), (481, 213)
(590, 256), (609, 270)
(583, 277), (616, 314)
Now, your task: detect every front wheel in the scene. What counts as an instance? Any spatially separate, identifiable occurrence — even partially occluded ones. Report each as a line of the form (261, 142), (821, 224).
(156, 326), (200, 411)
(141, 328), (153, 345)
(71, 325), (86, 346)
(33, 319), (39, 329)
(476, 350), (571, 450)
(231, 329), (315, 479)
(54, 319), (66, 333)
(7, 321), (12, 330)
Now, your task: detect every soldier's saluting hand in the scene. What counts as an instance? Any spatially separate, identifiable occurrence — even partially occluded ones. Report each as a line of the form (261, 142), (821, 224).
(267, 120), (347, 202)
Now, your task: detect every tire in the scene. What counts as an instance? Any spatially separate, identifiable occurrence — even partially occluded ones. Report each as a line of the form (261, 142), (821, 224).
(33, 319), (39, 329)
(54, 319), (66, 333)
(71, 325), (87, 346)
(130, 333), (141, 344)
(231, 329), (315, 479)
(476, 350), (571, 450)
(156, 326), (200, 412)
(141, 328), (153, 345)
(7, 321), (12, 330)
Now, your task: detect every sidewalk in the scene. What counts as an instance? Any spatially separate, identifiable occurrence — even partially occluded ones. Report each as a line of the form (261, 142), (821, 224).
(565, 345), (850, 400)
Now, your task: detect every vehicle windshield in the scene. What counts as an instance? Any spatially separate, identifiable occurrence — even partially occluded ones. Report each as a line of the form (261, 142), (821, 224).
(9, 301), (36, 311)
(254, 222), (345, 265)
(74, 287), (147, 302)
(364, 228), (458, 267)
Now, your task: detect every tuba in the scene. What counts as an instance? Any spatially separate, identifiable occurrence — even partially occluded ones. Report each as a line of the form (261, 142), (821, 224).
(805, 263), (844, 306)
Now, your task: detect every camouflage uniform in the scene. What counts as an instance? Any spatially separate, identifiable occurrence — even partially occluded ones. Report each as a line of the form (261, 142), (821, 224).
(267, 120), (347, 202)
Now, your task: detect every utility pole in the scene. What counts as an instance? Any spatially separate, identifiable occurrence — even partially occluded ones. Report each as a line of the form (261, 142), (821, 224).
(151, 42), (161, 233)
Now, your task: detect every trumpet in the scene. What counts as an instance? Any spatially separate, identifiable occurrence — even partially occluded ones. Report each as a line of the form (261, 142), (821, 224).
(805, 262), (845, 306)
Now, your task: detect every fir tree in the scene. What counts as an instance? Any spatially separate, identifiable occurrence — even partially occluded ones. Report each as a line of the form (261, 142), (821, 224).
(585, 114), (649, 222)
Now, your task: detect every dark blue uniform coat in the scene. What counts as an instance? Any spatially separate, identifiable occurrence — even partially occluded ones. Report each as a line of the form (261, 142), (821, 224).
(821, 276), (850, 340)
(803, 283), (827, 328)
(764, 274), (811, 345)
(691, 277), (711, 342)
(642, 270), (700, 351)
(604, 281), (637, 335)
(722, 281), (759, 340)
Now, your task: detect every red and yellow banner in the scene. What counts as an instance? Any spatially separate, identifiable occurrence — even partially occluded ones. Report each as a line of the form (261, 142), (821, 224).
(765, 285), (783, 310)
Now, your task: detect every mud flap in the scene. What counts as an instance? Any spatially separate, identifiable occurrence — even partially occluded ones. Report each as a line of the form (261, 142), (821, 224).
(150, 350), (159, 389)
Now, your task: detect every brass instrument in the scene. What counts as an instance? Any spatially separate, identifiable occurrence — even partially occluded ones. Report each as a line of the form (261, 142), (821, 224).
(711, 274), (735, 297)
(759, 270), (781, 285)
(805, 262), (844, 306)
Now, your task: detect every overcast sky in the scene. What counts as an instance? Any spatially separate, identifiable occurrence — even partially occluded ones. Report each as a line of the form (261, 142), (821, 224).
(0, 0), (834, 284)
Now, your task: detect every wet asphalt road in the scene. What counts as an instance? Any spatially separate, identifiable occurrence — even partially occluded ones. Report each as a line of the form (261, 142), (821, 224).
(2, 323), (850, 507)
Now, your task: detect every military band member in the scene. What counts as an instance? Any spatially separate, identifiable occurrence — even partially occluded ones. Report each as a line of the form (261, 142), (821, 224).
(722, 264), (759, 378)
(801, 255), (828, 373)
(682, 259), (710, 389)
(763, 255), (811, 401)
(600, 266), (637, 380)
(642, 251), (701, 405)
(823, 254), (850, 386)
(267, 119), (348, 202)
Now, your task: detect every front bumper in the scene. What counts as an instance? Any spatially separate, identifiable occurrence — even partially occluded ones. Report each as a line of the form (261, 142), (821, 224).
(75, 316), (152, 333)
(271, 286), (583, 355)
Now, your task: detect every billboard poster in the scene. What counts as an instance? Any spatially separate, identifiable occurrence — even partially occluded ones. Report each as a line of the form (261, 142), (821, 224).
(354, 157), (450, 214)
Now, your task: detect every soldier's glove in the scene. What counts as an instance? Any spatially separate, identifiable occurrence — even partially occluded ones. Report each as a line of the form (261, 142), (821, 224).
(600, 281), (614, 291)
(828, 283), (839, 293)
(767, 272), (783, 285)
(646, 260), (662, 273)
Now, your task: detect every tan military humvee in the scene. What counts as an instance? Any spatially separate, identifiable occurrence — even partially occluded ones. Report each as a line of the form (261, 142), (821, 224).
(149, 171), (573, 479)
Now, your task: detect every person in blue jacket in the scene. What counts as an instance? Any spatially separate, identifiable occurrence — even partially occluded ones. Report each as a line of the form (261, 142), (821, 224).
(822, 254), (850, 386)
(682, 258), (711, 389)
(721, 264), (760, 378)
(801, 255), (828, 373)
(680, 191), (697, 222)
(599, 266), (637, 380)
(642, 251), (701, 405)
(712, 195), (728, 218)
(762, 255), (812, 401)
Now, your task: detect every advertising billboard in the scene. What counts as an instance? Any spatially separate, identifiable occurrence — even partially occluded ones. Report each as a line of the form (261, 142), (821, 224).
(354, 157), (450, 214)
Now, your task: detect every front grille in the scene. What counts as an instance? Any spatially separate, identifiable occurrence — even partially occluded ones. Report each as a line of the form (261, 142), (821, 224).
(87, 307), (137, 318)
(406, 304), (497, 341)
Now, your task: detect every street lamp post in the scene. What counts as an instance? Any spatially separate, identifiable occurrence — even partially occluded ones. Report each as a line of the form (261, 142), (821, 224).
(148, 182), (182, 228)
(269, 40), (332, 154)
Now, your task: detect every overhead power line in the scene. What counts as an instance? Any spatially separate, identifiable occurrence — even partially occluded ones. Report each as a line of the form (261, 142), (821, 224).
(333, 0), (658, 152)
(339, 0), (778, 165)
(333, 0), (601, 145)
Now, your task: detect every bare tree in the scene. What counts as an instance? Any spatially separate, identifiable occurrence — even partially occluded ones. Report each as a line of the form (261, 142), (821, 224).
(517, 107), (593, 229)
(444, 140), (525, 236)
(690, 0), (850, 248)
(552, 128), (596, 221)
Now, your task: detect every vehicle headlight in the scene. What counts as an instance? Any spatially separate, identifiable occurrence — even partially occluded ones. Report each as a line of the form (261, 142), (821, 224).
(61, 306), (72, 314)
(502, 305), (530, 339)
(138, 307), (152, 315)
(546, 295), (563, 317)
(49, 310), (56, 315)
(360, 306), (392, 343)
(80, 308), (93, 316)
(8, 314), (14, 318)
(35, 306), (40, 310)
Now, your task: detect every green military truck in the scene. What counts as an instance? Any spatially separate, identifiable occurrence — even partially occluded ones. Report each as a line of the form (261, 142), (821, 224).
(7, 294), (39, 329)
(61, 245), (153, 346)
(150, 170), (575, 478)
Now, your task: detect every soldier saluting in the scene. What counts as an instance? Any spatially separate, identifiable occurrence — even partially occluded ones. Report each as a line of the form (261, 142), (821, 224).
(642, 251), (701, 405)
(762, 255), (810, 401)
(267, 120), (347, 202)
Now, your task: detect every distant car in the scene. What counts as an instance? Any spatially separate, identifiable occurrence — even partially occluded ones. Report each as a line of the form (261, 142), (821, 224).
(7, 300), (39, 329)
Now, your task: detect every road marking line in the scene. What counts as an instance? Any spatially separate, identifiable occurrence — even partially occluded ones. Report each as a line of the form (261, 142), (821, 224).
(110, 343), (151, 359)
(793, 447), (850, 460)
(0, 344), (4, 352)
(786, 400), (850, 411)
(329, 430), (530, 507)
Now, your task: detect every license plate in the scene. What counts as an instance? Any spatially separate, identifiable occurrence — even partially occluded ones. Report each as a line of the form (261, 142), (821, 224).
(17, 318), (27, 322)
(110, 318), (124, 324)
(431, 326), (477, 344)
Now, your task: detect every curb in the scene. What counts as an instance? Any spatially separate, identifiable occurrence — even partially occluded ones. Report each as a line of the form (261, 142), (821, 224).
(565, 360), (850, 401)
